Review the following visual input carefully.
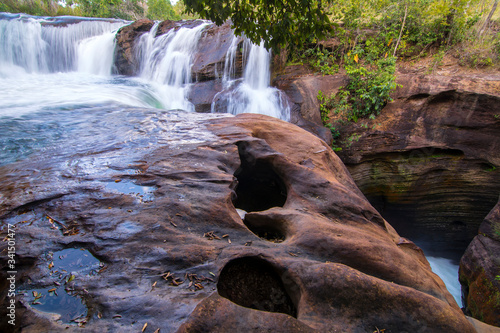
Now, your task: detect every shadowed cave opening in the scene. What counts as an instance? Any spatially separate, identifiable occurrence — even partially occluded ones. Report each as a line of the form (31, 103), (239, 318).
(233, 159), (287, 212)
(354, 149), (500, 307)
(217, 257), (297, 317)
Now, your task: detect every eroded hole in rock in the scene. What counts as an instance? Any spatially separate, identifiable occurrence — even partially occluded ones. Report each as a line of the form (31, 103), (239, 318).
(243, 214), (286, 243)
(233, 160), (287, 212)
(217, 257), (297, 317)
(20, 248), (102, 323)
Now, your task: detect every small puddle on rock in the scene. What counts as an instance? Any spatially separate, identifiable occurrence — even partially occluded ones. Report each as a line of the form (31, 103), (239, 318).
(104, 180), (156, 202)
(21, 248), (102, 325)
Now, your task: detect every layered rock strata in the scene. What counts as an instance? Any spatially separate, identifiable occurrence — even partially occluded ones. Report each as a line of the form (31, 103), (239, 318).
(275, 70), (500, 256)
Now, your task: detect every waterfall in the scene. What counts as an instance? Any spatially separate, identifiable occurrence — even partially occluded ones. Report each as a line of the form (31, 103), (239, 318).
(0, 14), (124, 74)
(0, 13), (290, 120)
(134, 21), (209, 111)
(0, 14), (163, 117)
(77, 31), (117, 76)
(211, 38), (291, 121)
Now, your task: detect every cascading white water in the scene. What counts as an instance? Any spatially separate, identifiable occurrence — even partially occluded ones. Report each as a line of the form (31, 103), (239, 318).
(0, 15), (125, 73)
(0, 17), (47, 73)
(0, 14), (168, 117)
(212, 38), (291, 121)
(428, 256), (463, 307)
(135, 22), (209, 111)
(1, 14), (290, 120)
(1, 14), (292, 166)
(77, 31), (117, 75)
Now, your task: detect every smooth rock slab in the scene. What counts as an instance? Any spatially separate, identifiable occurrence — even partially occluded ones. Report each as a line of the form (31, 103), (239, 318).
(0, 112), (474, 332)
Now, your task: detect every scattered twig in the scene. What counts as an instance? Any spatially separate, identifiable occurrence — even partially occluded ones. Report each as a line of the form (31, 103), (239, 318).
(203, 231), (220, 240)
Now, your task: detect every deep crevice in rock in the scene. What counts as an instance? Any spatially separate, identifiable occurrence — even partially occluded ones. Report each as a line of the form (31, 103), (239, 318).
(243, 214), (286, 243)
(217, 257), (297, 317)
(233, 159), (287, 212)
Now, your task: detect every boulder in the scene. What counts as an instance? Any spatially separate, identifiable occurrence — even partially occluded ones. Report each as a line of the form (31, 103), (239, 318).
(460, 198), (500, 327)
(0, 111), (474, 332)
(334, 74), (500, 255)
(191, 21), (244, 82)
(113, 19), (154, 76)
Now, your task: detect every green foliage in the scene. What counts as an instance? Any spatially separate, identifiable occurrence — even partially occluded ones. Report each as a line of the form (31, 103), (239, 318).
(340, 56), (398, 122)
(0, 0), (181, 21)
(317, 90), (341, 150)
(147, 0), (177, 21)
(183, 0), (335, 52)
(317, 90), (333, 124)
(172, 0), (199, 20)
(297, 46), (339, 75)
(0, 0), (59, 16)
(320, 0), (495, 62)
(316, 56), (398, 139)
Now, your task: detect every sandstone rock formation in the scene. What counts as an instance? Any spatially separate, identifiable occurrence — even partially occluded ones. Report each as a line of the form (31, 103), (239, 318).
(0, 112), (475, 332)
(335, 74), (500, 256)
(460, 198), (500, 327)
(273, 67), (500, 327)
(274, 69), (500, 255)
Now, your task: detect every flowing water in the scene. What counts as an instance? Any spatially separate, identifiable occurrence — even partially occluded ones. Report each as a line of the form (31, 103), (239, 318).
(427, 256), (462, 306)
(0, 13), (289, 167)
(211, 38), (291, 120)
(0, 12), (461, 311)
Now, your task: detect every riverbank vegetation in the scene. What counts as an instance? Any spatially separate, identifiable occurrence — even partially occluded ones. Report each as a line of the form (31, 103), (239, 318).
(0, 0), (196, 21)
(290, 0), (500, 140)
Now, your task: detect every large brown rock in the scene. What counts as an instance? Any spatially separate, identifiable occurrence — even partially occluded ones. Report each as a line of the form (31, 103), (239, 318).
(113, 19), (154, 76)
(460, 198), (500, 326)
(191, 21), (244, 82)
(334, 74), (500, 255)
(0, 112), (474, 332)
(273, 69), (347, 125)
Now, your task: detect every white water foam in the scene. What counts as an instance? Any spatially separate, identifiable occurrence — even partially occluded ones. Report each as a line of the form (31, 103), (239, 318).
(135, 21), (209, 111)
(0, 16), (124, 73)
(427, 256), (463, 307)
(0, 16), (167, 117)
(77, 31), (117, 75)
(212, 38), (291, 121)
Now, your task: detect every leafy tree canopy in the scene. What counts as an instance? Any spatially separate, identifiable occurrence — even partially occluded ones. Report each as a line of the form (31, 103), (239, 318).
(183, 0), (335, 51)
(147, 0), (176, 21)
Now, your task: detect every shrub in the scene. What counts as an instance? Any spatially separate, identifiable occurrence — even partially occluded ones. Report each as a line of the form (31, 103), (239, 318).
(336, 56), (398, 122)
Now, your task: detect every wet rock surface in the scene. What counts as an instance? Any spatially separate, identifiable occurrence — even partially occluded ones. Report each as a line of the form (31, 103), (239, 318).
(113, 19), (155, 76)
(0, 112), (474, 332)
